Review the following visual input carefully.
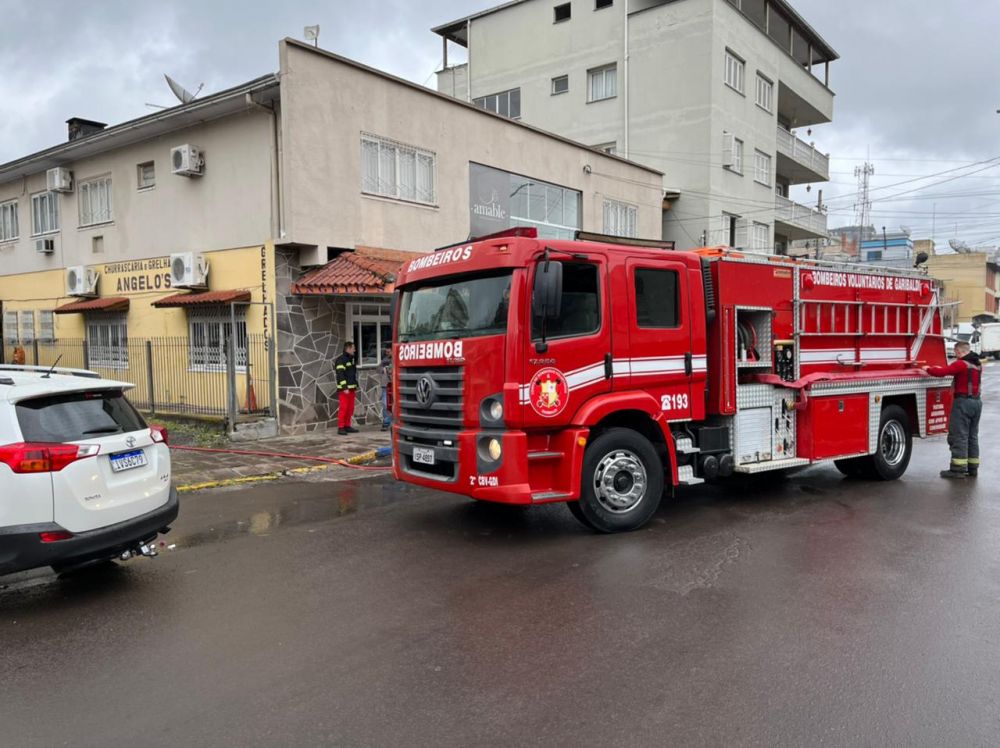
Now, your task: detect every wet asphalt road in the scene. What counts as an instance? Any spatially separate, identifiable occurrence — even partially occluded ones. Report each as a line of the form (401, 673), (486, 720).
(2, 369), (999, 747)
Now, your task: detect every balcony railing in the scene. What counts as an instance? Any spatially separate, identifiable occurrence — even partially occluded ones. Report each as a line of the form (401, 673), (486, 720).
(776, 128), (829, 182)
(775, 194), (827, 238)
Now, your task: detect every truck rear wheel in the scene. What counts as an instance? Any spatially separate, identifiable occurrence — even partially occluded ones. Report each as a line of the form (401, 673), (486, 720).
(837, 405), (912, 481)
(570, 428), (664, 533)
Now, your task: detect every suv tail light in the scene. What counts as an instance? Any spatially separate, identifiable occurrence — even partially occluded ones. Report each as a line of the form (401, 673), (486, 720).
(150, 425), (169, 445)
(0, 443), (100, 474)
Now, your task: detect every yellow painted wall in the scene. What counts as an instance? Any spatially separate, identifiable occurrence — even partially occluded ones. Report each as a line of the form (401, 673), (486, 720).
(928, 253), (996, 323)
(0, 243), (278, 417)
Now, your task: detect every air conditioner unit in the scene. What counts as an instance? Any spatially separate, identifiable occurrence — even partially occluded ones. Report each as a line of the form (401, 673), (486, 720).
(66, 266), (99, 297)
(171, 144), (204, 177)
(170, 252), (209, 288)
(46, 167), (74, 192)
(34, 238), (55, 254)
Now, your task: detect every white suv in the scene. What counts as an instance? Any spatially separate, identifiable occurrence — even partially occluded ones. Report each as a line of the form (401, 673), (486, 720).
(0, 365), (177, 575)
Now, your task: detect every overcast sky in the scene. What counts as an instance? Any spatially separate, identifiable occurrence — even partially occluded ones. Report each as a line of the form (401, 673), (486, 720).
(2, 0), (998, 246)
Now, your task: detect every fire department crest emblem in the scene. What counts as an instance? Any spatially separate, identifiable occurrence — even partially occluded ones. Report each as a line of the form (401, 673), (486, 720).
(529, 368), (568, 418)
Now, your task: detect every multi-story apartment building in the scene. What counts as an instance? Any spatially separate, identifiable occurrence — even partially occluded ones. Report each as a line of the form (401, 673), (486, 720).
(0, 39), (663, 433)
(434, 0), (838, 252)
(928, 252), (1000, 324)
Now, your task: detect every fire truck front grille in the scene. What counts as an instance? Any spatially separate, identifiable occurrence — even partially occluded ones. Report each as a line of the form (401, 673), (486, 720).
(398, 366), (464, 429)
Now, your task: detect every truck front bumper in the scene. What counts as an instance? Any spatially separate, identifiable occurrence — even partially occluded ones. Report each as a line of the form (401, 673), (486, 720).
(394, 426), (589, 505)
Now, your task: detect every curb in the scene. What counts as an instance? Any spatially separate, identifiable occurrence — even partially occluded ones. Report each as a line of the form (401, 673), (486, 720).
(175, 445), (393, 493)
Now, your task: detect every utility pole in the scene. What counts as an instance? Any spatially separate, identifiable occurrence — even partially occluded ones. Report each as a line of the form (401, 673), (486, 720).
(853, 160), (875, 248)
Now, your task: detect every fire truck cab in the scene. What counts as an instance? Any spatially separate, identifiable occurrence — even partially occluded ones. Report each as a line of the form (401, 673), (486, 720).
(392, 229), (951, 533)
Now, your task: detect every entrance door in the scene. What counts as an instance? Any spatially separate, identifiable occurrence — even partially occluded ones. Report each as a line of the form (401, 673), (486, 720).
(623, 258), (695, 422)
(522, 257), (611, 428)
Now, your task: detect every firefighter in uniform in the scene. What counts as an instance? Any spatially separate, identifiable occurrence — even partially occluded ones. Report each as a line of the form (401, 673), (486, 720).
(335, 341), (359, 435)
(924, 341), (983, 479)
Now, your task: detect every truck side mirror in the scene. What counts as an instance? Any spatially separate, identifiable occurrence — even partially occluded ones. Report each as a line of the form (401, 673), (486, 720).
(532, 260), (563, 320)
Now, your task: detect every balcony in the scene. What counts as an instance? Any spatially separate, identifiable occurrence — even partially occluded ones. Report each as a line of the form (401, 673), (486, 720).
(774, 194), (827, 241)
(775, 127), (829, 184)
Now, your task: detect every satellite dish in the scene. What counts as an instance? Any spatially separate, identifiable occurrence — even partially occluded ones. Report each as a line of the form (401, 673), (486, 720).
(164, 74), (203, 104)
(949, 239), (970, 254)
(899, 225), (912, 236)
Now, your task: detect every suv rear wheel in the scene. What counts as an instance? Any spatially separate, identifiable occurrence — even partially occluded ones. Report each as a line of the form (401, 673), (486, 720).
(568, 428), (664, 533)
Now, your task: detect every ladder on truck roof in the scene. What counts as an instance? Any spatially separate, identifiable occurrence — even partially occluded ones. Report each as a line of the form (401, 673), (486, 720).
(797, 296), (959, 367)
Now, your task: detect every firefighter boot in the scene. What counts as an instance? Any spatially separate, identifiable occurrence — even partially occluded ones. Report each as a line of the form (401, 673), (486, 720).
(940, 462), (968, 479)
(968, 459), (979, 478)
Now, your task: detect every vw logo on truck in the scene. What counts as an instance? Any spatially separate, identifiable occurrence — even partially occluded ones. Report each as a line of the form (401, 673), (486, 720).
(415, 375), (435, 407)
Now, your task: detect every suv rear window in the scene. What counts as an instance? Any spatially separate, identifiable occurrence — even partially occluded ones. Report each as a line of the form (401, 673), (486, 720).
(16, 390), (147, 443)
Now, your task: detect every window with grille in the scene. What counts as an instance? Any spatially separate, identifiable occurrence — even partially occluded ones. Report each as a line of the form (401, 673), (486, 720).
(347, 302), (392, 368)
(31, 192), (59, 235)
(3, 310), (18, 343)
(473, 88), (521, 119)
(724, 50), (745, 94)
(86, 313), (128, 368)
(0, 199), (18, 241)
(754, 150), (772, 185)
(588, 64), (617, 102)
(755, 74), (773, 112)
(361, 134), (437, 205)
(188, 307), (248, 372)
(39, 311), (55, 342)
(79, 176), (113, 226)
(18, 310), (35, 344)
(603, 199), (638, 238)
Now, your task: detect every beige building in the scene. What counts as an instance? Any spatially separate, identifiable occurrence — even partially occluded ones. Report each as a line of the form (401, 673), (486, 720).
(927, 252), (1000, 325)
(0, 39), (664, 433)
(434, 0), (837, 253)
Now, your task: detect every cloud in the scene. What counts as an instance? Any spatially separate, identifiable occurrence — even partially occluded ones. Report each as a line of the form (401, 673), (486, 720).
(2, 0), (997, 245)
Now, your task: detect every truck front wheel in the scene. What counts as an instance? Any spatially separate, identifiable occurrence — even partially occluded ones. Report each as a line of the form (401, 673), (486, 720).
(569, 428), (664, 533)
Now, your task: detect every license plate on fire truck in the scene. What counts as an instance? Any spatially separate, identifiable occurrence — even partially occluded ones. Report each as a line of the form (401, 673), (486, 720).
(412, 447), (436, 465)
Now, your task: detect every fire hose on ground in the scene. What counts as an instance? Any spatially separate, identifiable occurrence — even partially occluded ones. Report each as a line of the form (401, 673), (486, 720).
(171, 444), (393, 471)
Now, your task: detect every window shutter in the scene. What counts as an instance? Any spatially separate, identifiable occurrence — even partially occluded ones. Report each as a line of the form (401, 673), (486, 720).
(735, 218), (749, 250)
(722, 132), (734, 168)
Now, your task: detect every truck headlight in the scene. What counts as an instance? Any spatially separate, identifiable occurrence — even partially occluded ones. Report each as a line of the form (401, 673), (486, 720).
(489, 400), (503, 421)
(488, 438), (502, 461)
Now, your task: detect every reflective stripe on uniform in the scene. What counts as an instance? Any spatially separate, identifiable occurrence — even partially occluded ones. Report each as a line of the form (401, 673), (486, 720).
(968, 457), (981, 465)
(952, 458), (969, 465)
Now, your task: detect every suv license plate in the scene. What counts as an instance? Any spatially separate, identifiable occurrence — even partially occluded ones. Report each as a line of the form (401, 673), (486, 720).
(110, 449), (148, 473)
(412, 447), (435, 465)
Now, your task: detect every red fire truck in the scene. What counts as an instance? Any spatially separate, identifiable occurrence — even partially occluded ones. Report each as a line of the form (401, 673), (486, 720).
(391, 228), (951, 533)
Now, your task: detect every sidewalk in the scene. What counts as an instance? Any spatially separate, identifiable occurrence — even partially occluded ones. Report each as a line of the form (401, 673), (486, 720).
(171, 426), (391, 491)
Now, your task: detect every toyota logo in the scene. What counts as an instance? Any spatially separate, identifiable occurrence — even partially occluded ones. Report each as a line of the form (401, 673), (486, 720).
(126, 436), (137, 448)
(416, 375), (435, 407)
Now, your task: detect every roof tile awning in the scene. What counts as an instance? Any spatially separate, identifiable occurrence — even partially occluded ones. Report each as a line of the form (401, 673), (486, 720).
(152, 289), (252, 308)
(292, 246), (412, 296)
(54, 297), (130, 314)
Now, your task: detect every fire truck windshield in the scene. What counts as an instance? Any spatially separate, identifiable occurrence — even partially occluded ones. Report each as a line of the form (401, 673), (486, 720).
(398, 270), (513, 342)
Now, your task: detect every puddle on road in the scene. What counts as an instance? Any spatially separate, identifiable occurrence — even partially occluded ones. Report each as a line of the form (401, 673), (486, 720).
(172, 478), (413, 550)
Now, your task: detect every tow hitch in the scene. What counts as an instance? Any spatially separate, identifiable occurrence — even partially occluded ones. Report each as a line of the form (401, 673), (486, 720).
(120, 541), (159, 561)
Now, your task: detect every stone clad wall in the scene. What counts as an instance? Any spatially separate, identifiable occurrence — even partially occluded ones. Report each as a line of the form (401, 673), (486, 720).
(275, 248), (384, 433)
